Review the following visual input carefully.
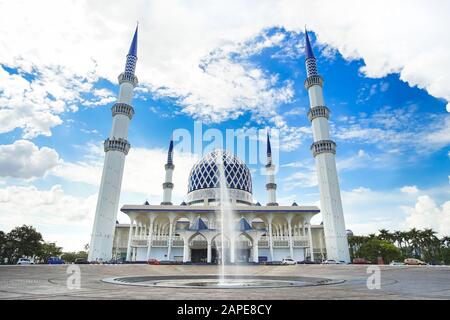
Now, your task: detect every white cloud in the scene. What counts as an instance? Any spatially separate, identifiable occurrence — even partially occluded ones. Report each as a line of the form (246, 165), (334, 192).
(402, 195), (450, 236)
(337, 149), (371, 171)
(51, 143), (199, 202)
(0, 65), (108, 138)
(335, 107), (450, 154)
(0, 184), (97, 251)
(400, 185), (419, 194)
(0, 0), (449, 138)
(282, 159), (318, 190)
(0, 140), (59, 179)
(341, 187), (413, 235)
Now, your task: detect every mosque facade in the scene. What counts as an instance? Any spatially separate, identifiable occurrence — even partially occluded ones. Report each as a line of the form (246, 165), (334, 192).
(89, 26), (350, 264)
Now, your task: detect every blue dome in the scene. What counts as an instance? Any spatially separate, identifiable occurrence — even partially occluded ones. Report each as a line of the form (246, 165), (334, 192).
(188, 150), (252, 194)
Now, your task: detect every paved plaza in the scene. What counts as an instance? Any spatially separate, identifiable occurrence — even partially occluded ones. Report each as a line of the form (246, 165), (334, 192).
(0, 264), (449, 300)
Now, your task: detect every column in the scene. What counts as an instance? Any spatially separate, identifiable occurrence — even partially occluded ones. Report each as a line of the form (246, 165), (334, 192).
(267, 216), (274, 261)
(126, 219), (134, 261)
(146, 220), (154, 260)
(167, 218), (175, 260)
(183, 240), (189, 263)
(230, 234), (235, 263)
(253, 239), (259, 263)
(308, 223), (315, 262)
(288, 218), (294, 259)
(207, 240), (212, 263)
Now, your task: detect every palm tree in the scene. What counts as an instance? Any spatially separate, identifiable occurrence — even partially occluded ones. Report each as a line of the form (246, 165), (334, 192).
(378, 229), (392, 242)
(393, 230), (403, 250)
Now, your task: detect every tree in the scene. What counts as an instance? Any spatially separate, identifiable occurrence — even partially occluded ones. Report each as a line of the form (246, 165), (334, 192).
(4, 225), (43, 263)
(37, 242), (63, 263)
(378, 229), (393, 242)
(0, 231), (6, 264)
(61, 251), (88, 263)
(358, 238), (401, 264)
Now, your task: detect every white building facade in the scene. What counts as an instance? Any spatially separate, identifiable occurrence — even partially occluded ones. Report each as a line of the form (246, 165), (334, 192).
(116, 149), (327, 263)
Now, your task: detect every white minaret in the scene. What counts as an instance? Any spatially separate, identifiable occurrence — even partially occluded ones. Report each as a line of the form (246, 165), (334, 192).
(88, 26), (139, 262)
(161, 140), (174, 205)
(304, 29), (350, 263)
(265, 132), (278, 206)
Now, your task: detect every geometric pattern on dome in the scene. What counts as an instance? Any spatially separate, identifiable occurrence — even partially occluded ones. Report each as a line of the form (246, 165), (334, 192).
(188, 150), (252, 194)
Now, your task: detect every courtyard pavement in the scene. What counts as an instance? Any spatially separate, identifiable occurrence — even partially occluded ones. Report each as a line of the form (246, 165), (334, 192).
(0, 264), (449, 300)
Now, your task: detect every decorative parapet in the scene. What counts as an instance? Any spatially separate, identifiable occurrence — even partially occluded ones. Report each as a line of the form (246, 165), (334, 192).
(111, 103), (135, 119)
(118, 72), (138, 87)
(163, 182), (174, 189)
(265, 183), (277, 190)
(304, 75), (323, 90)
(307, 105), (330, 122)
(310, 140), (336, 157)
(104, 137), (130, 155)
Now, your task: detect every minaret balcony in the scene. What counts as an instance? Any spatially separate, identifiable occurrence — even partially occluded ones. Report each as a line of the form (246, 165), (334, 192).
(163, 182), (174, 189)
(118, 72), (138, 87)
(266, 183), (277, 190)
(304, 75), (323, 89)
(164, 163), (175, 170)
(310, 140), (336, 157)
(307, 106), (330, 122)
(104, 137), (131, 155)
(111, 103), (135, 119)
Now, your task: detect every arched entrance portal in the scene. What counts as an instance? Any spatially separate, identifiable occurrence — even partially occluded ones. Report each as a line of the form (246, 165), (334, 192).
(189, 233), (218, 263)
(212, 234), (230, 264)
(236, 233), (252, 263)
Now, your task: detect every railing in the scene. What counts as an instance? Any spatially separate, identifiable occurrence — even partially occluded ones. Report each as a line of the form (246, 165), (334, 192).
(310, 140), (336, 157)
(131, 236), (311, 248)
(304, 74), (323, 89)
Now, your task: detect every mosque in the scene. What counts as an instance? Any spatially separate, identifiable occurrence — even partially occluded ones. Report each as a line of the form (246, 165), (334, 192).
(88, 25), (351, 264)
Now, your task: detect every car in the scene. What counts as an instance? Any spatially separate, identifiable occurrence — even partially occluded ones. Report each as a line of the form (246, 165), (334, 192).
(281, 258), (296, 265)
(352, 258), (371, 264)
(404, 258), (427, 265)
(74, 258), (89, 264)
(297, 260), (318, 264)
(47, 257), (65, 264)
(322, 259), (340, 265)
(389, 260), (404, 266)
(17, 258), (34, 265)
(105, 259), (123, 264)
(147, 258), (160, 265)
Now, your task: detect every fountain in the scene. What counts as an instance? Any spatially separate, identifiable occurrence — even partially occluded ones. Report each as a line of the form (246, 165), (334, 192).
(216, 149), (239, 286)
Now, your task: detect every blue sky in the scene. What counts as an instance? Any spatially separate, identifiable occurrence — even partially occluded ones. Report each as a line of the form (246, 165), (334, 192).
(0, 1), (449, 251)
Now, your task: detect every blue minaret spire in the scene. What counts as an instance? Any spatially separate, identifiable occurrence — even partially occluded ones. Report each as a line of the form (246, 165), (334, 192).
(167, 140), (174, 165)
(266, 131), (272, 166)
(304, 28), (318, 77)
(125, 24), (138, 75)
